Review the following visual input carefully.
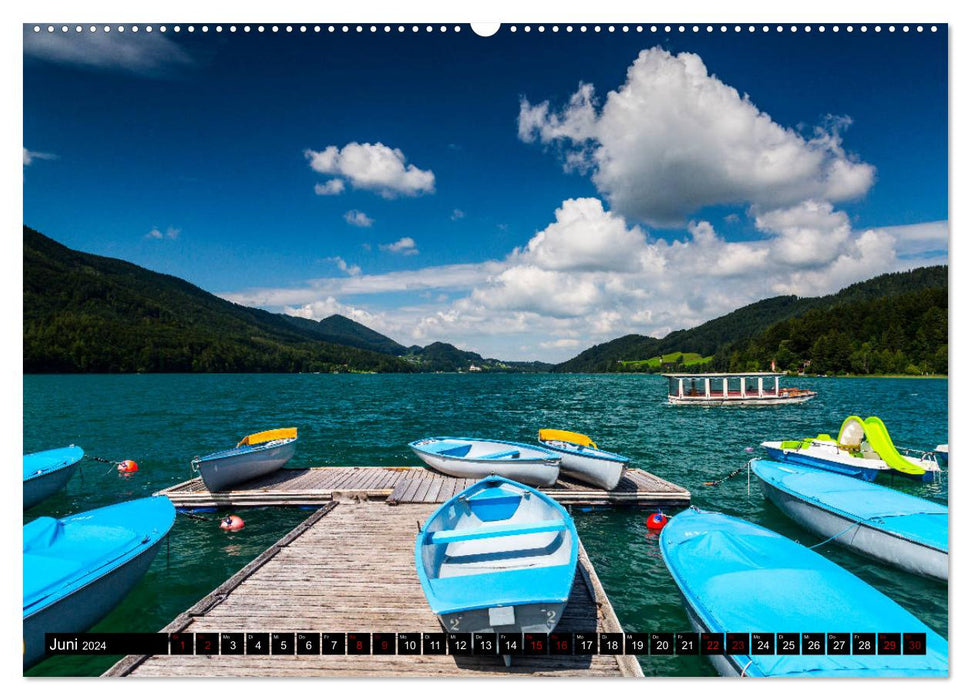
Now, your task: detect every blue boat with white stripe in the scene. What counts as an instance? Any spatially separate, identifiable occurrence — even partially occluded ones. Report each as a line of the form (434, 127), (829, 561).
(23, 446), (84, 510)
(415, 476), (578, 664)
(752, 460), (948, 581)
(23, 495), (176, 668)
(659, 508), (948, 677)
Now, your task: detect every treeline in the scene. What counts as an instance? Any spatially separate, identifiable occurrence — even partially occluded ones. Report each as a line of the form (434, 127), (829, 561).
(710, 286), (948, 375)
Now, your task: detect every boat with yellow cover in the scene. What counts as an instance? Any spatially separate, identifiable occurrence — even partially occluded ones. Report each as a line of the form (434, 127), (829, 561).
(192, 428), (298, 492)
(537, 429), (630, 490)
(762, 416), (941, 483)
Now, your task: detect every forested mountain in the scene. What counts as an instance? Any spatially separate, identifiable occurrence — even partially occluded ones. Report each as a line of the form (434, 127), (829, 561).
(556, 266), (948, 374)
(24, 226), (415, 373)
(23, 226), (549, 373)
(281, 313), (408, 356)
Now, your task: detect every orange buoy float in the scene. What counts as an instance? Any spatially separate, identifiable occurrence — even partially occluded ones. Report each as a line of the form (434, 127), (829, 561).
(646, 511), (668, 531)
(117, 459), (139, 474)
(220, 515), (245, 532)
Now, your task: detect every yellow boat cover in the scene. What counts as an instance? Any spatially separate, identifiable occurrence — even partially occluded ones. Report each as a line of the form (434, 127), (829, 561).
(237, 427), (298, 447)
(538, 429), (597, 448)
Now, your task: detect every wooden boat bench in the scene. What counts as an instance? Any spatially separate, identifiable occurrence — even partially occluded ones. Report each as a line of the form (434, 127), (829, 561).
(478, 449), (521, 460)
(430, 519), (567, 544)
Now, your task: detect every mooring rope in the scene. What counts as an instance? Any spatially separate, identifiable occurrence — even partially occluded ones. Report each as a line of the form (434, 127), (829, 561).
(808, 519), (863, 549)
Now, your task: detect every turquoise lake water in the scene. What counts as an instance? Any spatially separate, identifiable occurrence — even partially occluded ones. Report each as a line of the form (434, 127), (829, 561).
(23, 373), (948, 677)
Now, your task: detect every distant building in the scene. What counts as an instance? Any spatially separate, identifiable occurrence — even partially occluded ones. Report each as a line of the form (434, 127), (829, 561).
(468, 364), (482, 372)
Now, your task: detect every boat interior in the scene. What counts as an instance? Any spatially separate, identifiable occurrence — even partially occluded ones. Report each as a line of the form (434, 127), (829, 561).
(420, 481), (574, 581)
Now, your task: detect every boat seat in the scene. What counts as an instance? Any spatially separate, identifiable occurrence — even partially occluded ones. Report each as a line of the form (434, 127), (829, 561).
(479, 449), (520, 460)
(428, 563), (576, 613)
(428, 441), (472, 457)
(431, 519), (566, 544)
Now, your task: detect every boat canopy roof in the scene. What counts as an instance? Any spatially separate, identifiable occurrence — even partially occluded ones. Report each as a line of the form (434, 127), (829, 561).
(237, 427), (297, 447)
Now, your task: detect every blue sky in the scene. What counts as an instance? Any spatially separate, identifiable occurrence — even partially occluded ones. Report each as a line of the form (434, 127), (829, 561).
(23, 24), (948, 361)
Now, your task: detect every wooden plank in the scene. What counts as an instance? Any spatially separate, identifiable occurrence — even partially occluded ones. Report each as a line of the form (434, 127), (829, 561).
(157, 466), (689, 509)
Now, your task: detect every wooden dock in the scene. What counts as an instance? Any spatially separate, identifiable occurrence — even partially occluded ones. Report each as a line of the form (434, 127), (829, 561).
(157, 466), (690, 509)
(105, 501), (644, 677)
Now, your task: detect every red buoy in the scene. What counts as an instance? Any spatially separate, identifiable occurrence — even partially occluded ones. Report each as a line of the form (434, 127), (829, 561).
(646, 511), (668, 531)
(117, 459), (139, 474)
(220, 515), (245, 532)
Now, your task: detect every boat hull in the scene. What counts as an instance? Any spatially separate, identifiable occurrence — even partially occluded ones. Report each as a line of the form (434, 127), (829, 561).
(196, 439), (297, 492)
(437, 600), (569, 635)
(410, 439), (560, 487)
(539, 443), (626, 490)
(669, 393), (816, 406)
(23, 464), (80, 510)
(759, 478), (947, 580)
(23, 446), (84, 510)
(23, 538), (163, 668)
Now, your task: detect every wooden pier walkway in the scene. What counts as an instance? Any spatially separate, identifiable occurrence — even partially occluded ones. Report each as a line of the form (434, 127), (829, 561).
(105, 501), (644, 677)
(157, 466), (690, 509)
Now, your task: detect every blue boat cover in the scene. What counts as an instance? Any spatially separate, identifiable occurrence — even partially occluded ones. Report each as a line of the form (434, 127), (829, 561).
(752, 460), (948, 553)
(22, 446), (84, 481)
(660, 509), (948, 676)
(23, 496), (176, 617)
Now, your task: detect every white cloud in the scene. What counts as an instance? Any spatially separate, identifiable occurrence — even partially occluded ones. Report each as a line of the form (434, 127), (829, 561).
(344, 210), (374, 227)
(451, 208), (465, 221)
(304, 142), (435, 198)
(325, 256), (361, 277)
(314, 179), (345, 196)
(23, 148), (56, 166)
(23, 28), (194, 78)
(519, 48), (875, 227)
(380, 237), (419, 255)
(220, 199), (946, 362)
(146, 226), (180, 240)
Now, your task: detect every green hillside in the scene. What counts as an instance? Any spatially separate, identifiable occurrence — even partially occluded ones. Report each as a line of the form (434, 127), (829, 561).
(556, 266), (947, 374)
(282, 313), (408, 356)
(23, 226), (415, 373)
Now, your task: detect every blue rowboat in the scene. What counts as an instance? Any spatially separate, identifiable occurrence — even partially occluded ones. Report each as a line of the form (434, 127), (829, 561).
(416, 476), (578, 664)
(659, 508), (948, 677)
(193, 427), (298, 492)
(23, 495), (176, 668)
(410, 437), (561, 487)
(752, 460), (948, 581)
(23, 446), (84, 510)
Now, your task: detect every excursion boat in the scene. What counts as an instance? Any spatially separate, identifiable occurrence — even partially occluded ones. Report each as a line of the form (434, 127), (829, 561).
(409, 437), (561, 487)
(193, 427), (298, 492)
(415, 476), (578, 665)
(536, 429), (629, 490)
(663, 372), (816, 406)
(752, 460), (948, 581)
(762, 415), (941, 482)
(23, 445), (84, 510)
(23, 495), (176, 668)
(659, 508), (948, 677)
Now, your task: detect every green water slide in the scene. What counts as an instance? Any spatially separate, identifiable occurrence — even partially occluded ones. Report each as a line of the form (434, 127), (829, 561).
(859, 416), (925, 477)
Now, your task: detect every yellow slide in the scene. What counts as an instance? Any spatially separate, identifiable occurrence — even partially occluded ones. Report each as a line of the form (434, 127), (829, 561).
(862, 417), (924, 477)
